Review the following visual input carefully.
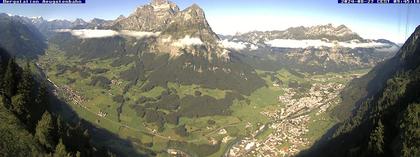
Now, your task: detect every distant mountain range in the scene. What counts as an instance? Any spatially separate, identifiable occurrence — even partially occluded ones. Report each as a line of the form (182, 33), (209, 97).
(0, 0), (414, 156)
(3, 0), (225, 59)
(1, 2), (399, 71)
(0, 13), (47, 58)
(0, 0), (402, 127)
(220, 24), (399, 73)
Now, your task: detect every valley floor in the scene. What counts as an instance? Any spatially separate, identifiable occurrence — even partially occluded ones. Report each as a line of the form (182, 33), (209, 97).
(228, 80), (344, 156)
(38, 44), (370, 157)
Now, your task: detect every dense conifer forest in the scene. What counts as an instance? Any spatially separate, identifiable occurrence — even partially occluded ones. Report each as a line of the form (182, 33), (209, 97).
(0, 47), (114, 157)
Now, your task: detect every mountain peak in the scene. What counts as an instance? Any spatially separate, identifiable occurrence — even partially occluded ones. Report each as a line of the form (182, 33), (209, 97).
(154, 2), (223, 58)
(111, 0), (225, 59)
(337, 24), (348, 29)
(336, 24), (352, 32)
(397, 25), (420, 61)
(113, 0), (180, 31)
(189, 3), (202, 10)
(74, 18), (85, 21)
(116, 15), (125, 20)
(74, 18), (86, 23)
(149, 0), (179, 13)
(303, 24), (360, 40)
(151, 0), (169, 6)
(161, 2), (215, 41)
(0, 13), (10, 17)
(325, 23), (334, 28)
(185, 3), (205, 16)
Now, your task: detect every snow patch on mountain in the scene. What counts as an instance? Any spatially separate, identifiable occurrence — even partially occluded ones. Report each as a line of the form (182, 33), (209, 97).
(172, 35), (204, 47)
(266, 39), (390, 49)
(55, 29), (160, 39)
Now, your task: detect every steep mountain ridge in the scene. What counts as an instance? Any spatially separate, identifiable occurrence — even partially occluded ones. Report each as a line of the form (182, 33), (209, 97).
(5, 14), (114, 37)
(112, 0), (180, 32)
(0, 13), (47, 58)
(43, 0), (265, 103)
(299, 26), (420, 157)
(221, 24), (399, 73)
(332, 26), (420, 121)
(151, 3), (226, 58)
(225, 24), (363, 44)
(44, 0), (226, 59)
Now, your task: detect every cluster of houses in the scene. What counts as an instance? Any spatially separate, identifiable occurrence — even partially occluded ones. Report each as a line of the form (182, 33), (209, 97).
(228, 82), (345, 157)
(61, 85), (85, 106)
(97, 110), (108, 117)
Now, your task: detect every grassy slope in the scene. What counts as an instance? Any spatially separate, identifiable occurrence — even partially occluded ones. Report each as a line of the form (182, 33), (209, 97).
(39, 44), (369, 156)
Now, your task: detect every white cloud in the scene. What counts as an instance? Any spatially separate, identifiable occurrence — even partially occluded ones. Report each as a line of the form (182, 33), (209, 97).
(375, 45), (400, 52)
(220, 39), (247, 50)
(172, 35), (204, 48)
(266, 39), (333, 48)
(265, 39), (390, 49)
(250, 44), (259, 50)
(120, 30), (160, 39)
(338, 41), (388, 49)
(219, 40), (259, 51)
(55, 29), (160, 39)
(60, 29), (119, 38)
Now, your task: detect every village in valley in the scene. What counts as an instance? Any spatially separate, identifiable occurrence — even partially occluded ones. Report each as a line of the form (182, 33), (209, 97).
(226, 75), (349, 157)
(38, 44), (369, 157)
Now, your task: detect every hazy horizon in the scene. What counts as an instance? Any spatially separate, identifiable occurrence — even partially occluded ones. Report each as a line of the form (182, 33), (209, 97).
(1, 0), (420, 43)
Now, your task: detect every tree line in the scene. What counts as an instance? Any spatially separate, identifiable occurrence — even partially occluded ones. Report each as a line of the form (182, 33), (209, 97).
(0, 48), (115, 157)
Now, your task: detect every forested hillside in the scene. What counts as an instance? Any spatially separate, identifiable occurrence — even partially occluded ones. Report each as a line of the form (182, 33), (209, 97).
(0, 47), (113, 157)
(0, 13), (47, 58)
(299, 26), (420, 157)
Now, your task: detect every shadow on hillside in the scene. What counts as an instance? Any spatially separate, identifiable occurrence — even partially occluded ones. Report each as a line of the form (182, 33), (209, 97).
(47, 85), (155, 157)
(296, 120), (371, 157)
(296, 123), (339, 157)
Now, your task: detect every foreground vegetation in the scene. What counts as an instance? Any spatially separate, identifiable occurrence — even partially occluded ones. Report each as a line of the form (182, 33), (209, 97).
(0, 47), (114, 156)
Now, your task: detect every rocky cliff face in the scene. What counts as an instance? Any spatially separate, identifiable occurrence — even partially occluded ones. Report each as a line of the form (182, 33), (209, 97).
(112, 0), (225, 59)
(43, 0), (265, 97)
(112, 0), (180, 32)
(229, 24), (363, 43)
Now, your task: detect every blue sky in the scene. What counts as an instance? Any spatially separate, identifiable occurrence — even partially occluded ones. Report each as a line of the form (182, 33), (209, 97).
(1, 0), (420, 43)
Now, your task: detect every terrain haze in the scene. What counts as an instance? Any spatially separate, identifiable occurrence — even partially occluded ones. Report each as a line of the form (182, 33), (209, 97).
(1, 0), (420, 43)
(0, 0), (418, 157)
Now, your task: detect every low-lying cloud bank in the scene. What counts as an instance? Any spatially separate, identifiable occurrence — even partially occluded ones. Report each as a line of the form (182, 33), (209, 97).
(220, 39), (247, 50)
(219, 39), (258, 51)
(172, 35), (204, 48)
(55, 29), (160, 39)
(265, 39), (391, 49)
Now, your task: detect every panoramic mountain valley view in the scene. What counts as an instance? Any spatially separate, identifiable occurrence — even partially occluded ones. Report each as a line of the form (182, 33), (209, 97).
(0, 0), (419, 157)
